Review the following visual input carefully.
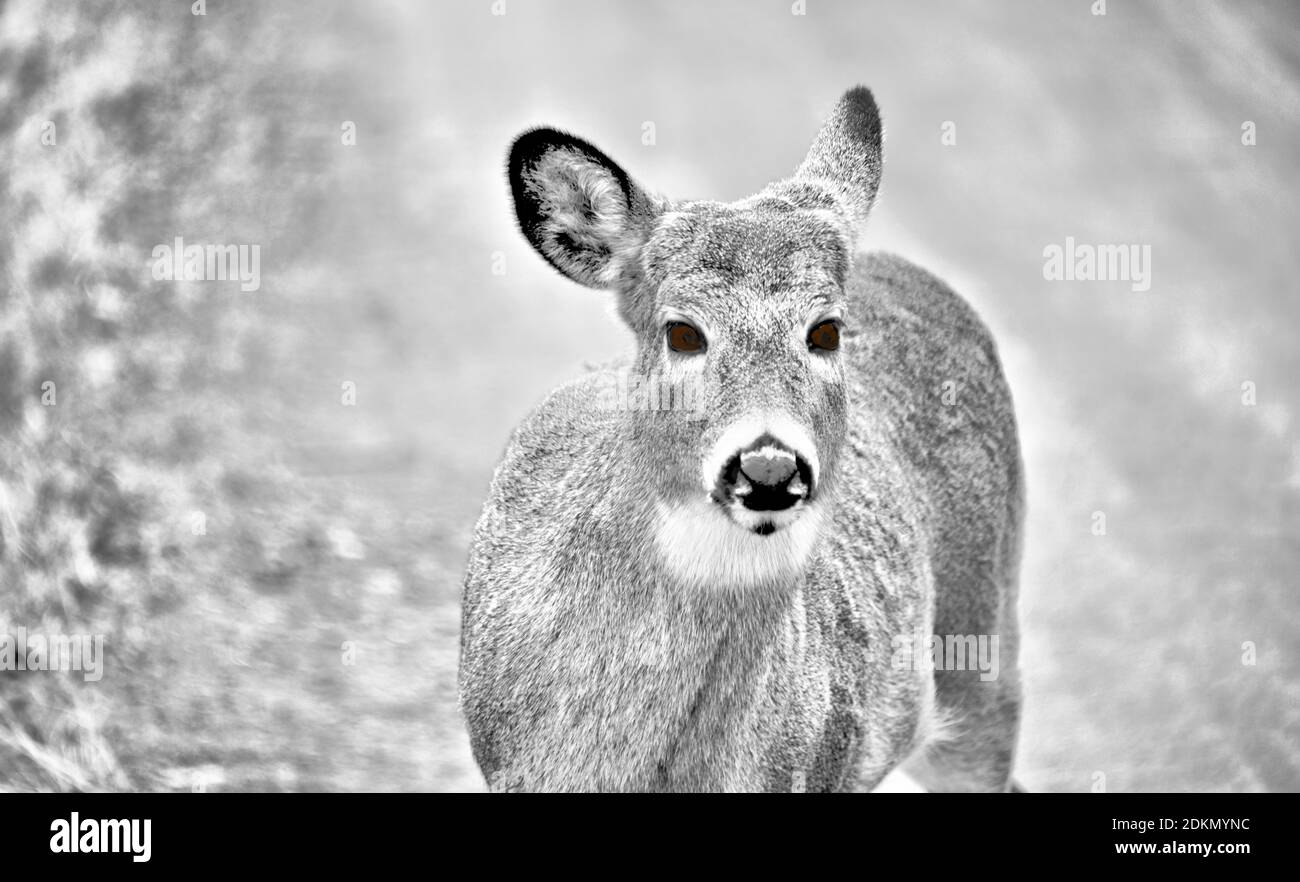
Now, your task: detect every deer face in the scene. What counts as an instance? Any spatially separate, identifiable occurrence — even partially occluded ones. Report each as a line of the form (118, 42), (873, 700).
(638, 201), (849, 535)
(508, 88), (882, 586)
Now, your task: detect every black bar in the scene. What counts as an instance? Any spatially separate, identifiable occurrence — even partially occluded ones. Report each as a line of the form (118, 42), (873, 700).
(4, 793), (1286, 869)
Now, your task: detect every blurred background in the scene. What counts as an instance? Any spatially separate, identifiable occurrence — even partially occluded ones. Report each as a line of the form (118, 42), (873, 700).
(0, 0), (1296, 792)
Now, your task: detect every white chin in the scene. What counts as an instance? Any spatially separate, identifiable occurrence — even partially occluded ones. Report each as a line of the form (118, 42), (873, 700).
(652, 498), (824, 589)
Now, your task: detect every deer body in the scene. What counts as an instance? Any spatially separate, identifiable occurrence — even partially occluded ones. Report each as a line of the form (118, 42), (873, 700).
(460, 88), (1024, 792)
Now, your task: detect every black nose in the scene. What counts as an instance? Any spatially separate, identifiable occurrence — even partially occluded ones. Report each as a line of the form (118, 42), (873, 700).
(716, 435), (815, 512)
(740, 448), (796, 486)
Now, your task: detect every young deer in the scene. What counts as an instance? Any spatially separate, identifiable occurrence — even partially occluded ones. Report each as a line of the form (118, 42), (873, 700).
(460, 86), (1024, 792)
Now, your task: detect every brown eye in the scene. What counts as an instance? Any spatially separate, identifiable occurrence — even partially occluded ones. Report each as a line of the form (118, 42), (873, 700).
(808, 320), (840, 352)
(667, 321), (706, 354)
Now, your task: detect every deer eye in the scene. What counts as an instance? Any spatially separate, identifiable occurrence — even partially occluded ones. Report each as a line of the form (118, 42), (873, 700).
(666, 321), (706, 354)
(808, 320), (840, 352)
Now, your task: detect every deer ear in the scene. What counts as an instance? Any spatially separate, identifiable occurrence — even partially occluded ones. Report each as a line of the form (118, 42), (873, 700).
(780, 86), (883, 229)
(508, 129), (661, 289)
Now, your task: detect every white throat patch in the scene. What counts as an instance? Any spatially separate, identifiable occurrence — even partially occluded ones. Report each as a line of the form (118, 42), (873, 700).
(652, 498), (825, 590)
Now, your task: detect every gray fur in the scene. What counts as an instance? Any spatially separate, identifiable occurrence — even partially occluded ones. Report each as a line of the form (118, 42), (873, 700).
(461, 86), (1024, 792)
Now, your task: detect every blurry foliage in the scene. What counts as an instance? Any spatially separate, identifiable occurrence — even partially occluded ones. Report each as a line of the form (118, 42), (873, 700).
(0, 0), (454, 791)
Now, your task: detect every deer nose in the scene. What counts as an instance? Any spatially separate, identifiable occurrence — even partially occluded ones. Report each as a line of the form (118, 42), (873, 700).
(740, 447), (797, 487)
(714, 434), (816, 513)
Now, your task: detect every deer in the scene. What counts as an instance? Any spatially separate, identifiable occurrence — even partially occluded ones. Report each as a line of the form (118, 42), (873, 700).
(459, 86), (1025, 792)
